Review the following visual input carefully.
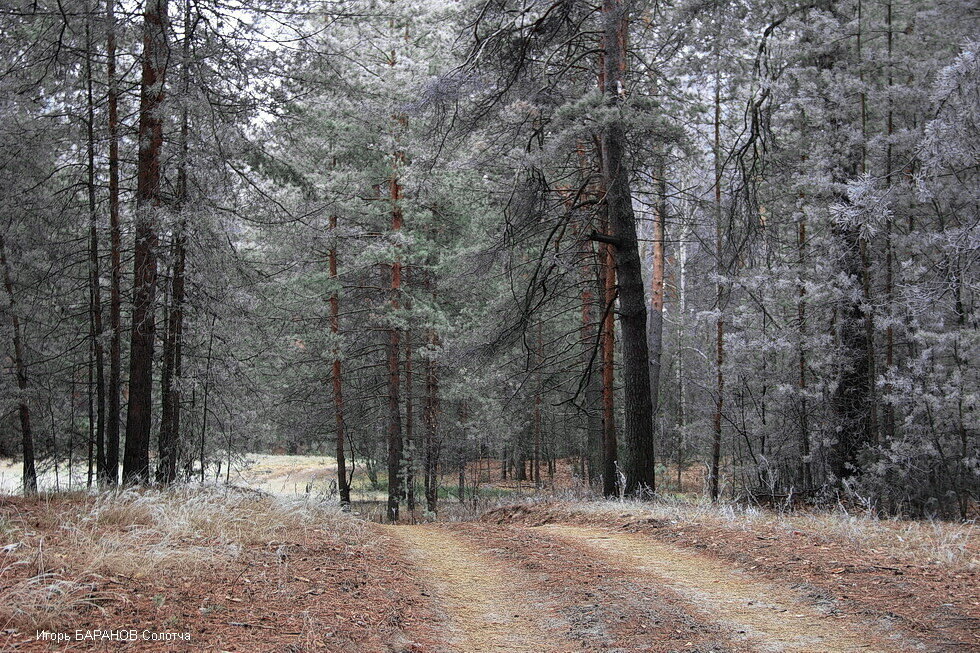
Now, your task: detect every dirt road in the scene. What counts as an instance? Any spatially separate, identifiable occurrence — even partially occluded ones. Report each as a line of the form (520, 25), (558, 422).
(387, 523), (908, 653)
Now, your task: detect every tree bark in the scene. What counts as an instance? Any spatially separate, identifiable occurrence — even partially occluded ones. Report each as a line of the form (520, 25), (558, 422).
(580, 141), (617, 496)
(123, 0), (168, 484)
(533, 319), (542, 487)
(710, 72), (724, 502)
(105, 0), (122, 486)
(676, 222), (688, 491)
(883, 0), (896, 443)
(157, 0), (192, 485)
(594, 117), (617, 498)
(578, 219), (602, 488)
(423, 315), (440, 514)
(386, 151), (404, 522)
(84, 13), (107, 486)
(405, 327), (416, 510)
(647, 153), (666, 427)
(820, 0), (875, 481)
(329, 215), (351, 506)
(797, 215), (812, 491)
(600, 0), (655, 497)
(0, 236), (37, 494)
(599, 201), (618, 497)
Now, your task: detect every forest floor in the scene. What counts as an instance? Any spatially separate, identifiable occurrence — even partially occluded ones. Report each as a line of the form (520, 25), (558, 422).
(0, 472), (977, 651)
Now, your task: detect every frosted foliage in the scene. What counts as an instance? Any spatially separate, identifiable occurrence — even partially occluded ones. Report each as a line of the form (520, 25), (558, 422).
(920, 41), (980, 179)
(0, 0), (975, 519)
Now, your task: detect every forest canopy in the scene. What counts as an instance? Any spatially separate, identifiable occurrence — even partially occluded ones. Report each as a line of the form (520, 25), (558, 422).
(0, 0), (976, 520)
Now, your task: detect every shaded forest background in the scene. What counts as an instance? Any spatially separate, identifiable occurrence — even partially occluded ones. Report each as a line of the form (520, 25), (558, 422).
(0, 0), (976, 519)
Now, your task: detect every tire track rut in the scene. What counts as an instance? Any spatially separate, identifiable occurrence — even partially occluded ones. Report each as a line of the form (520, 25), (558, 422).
(541, 524), (899, 652)
(387, 524), (570, 652)
(390, 522), (905, 652)
(448, 523), (734, 652)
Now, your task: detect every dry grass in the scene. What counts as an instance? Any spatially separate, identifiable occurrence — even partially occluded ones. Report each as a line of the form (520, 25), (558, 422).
(0, 568), (114, 631)
(61, 486), (367, 576)
(0, 540), (116, 632)
(0, 484), (366, 631)
(79, 485), (365, 544)
(497, 498), (979, 572)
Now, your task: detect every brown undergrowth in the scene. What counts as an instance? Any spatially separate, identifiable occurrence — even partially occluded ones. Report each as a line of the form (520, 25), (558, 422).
(0, 487), (434, 651)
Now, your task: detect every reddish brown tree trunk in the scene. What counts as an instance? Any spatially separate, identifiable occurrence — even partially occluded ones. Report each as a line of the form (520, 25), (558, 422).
(598, 184), (618, 497)
(594, 59), (618, 498)
(571, 147), (603, 489)
(600, 0), (654, 496)
(575, 216), (603, 488)
(123, 0), (168, 484)
(647, 154), (666, 425)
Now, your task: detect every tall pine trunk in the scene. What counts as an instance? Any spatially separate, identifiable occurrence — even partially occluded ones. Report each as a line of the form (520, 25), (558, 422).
(0, 237), (37, 494)
(157, 0), (191, 485)
(533, 320), (542, 487)
(84, 13), (107, 485)
(105, 0), (122, 486)
(572, 146), (604, 489)
(600, 0), (655, 496)
(710, 72), (724, 502)
(593, 69), (617, 497)
(579, 229), (602, 488)
(797, 215), (812, 491)
(883, 0), (896, 443)
(676, 222), (688, 491)
(820, 0), (875, 481)
(329, 215), (351, 506)
(647, 153), (666, 429)
(598, 193), (618, 497)
(386, 149), (404, 522)
(123, 0), (168, 484)
(405, 327), (415, 510)
(423, 314), (440, 514)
